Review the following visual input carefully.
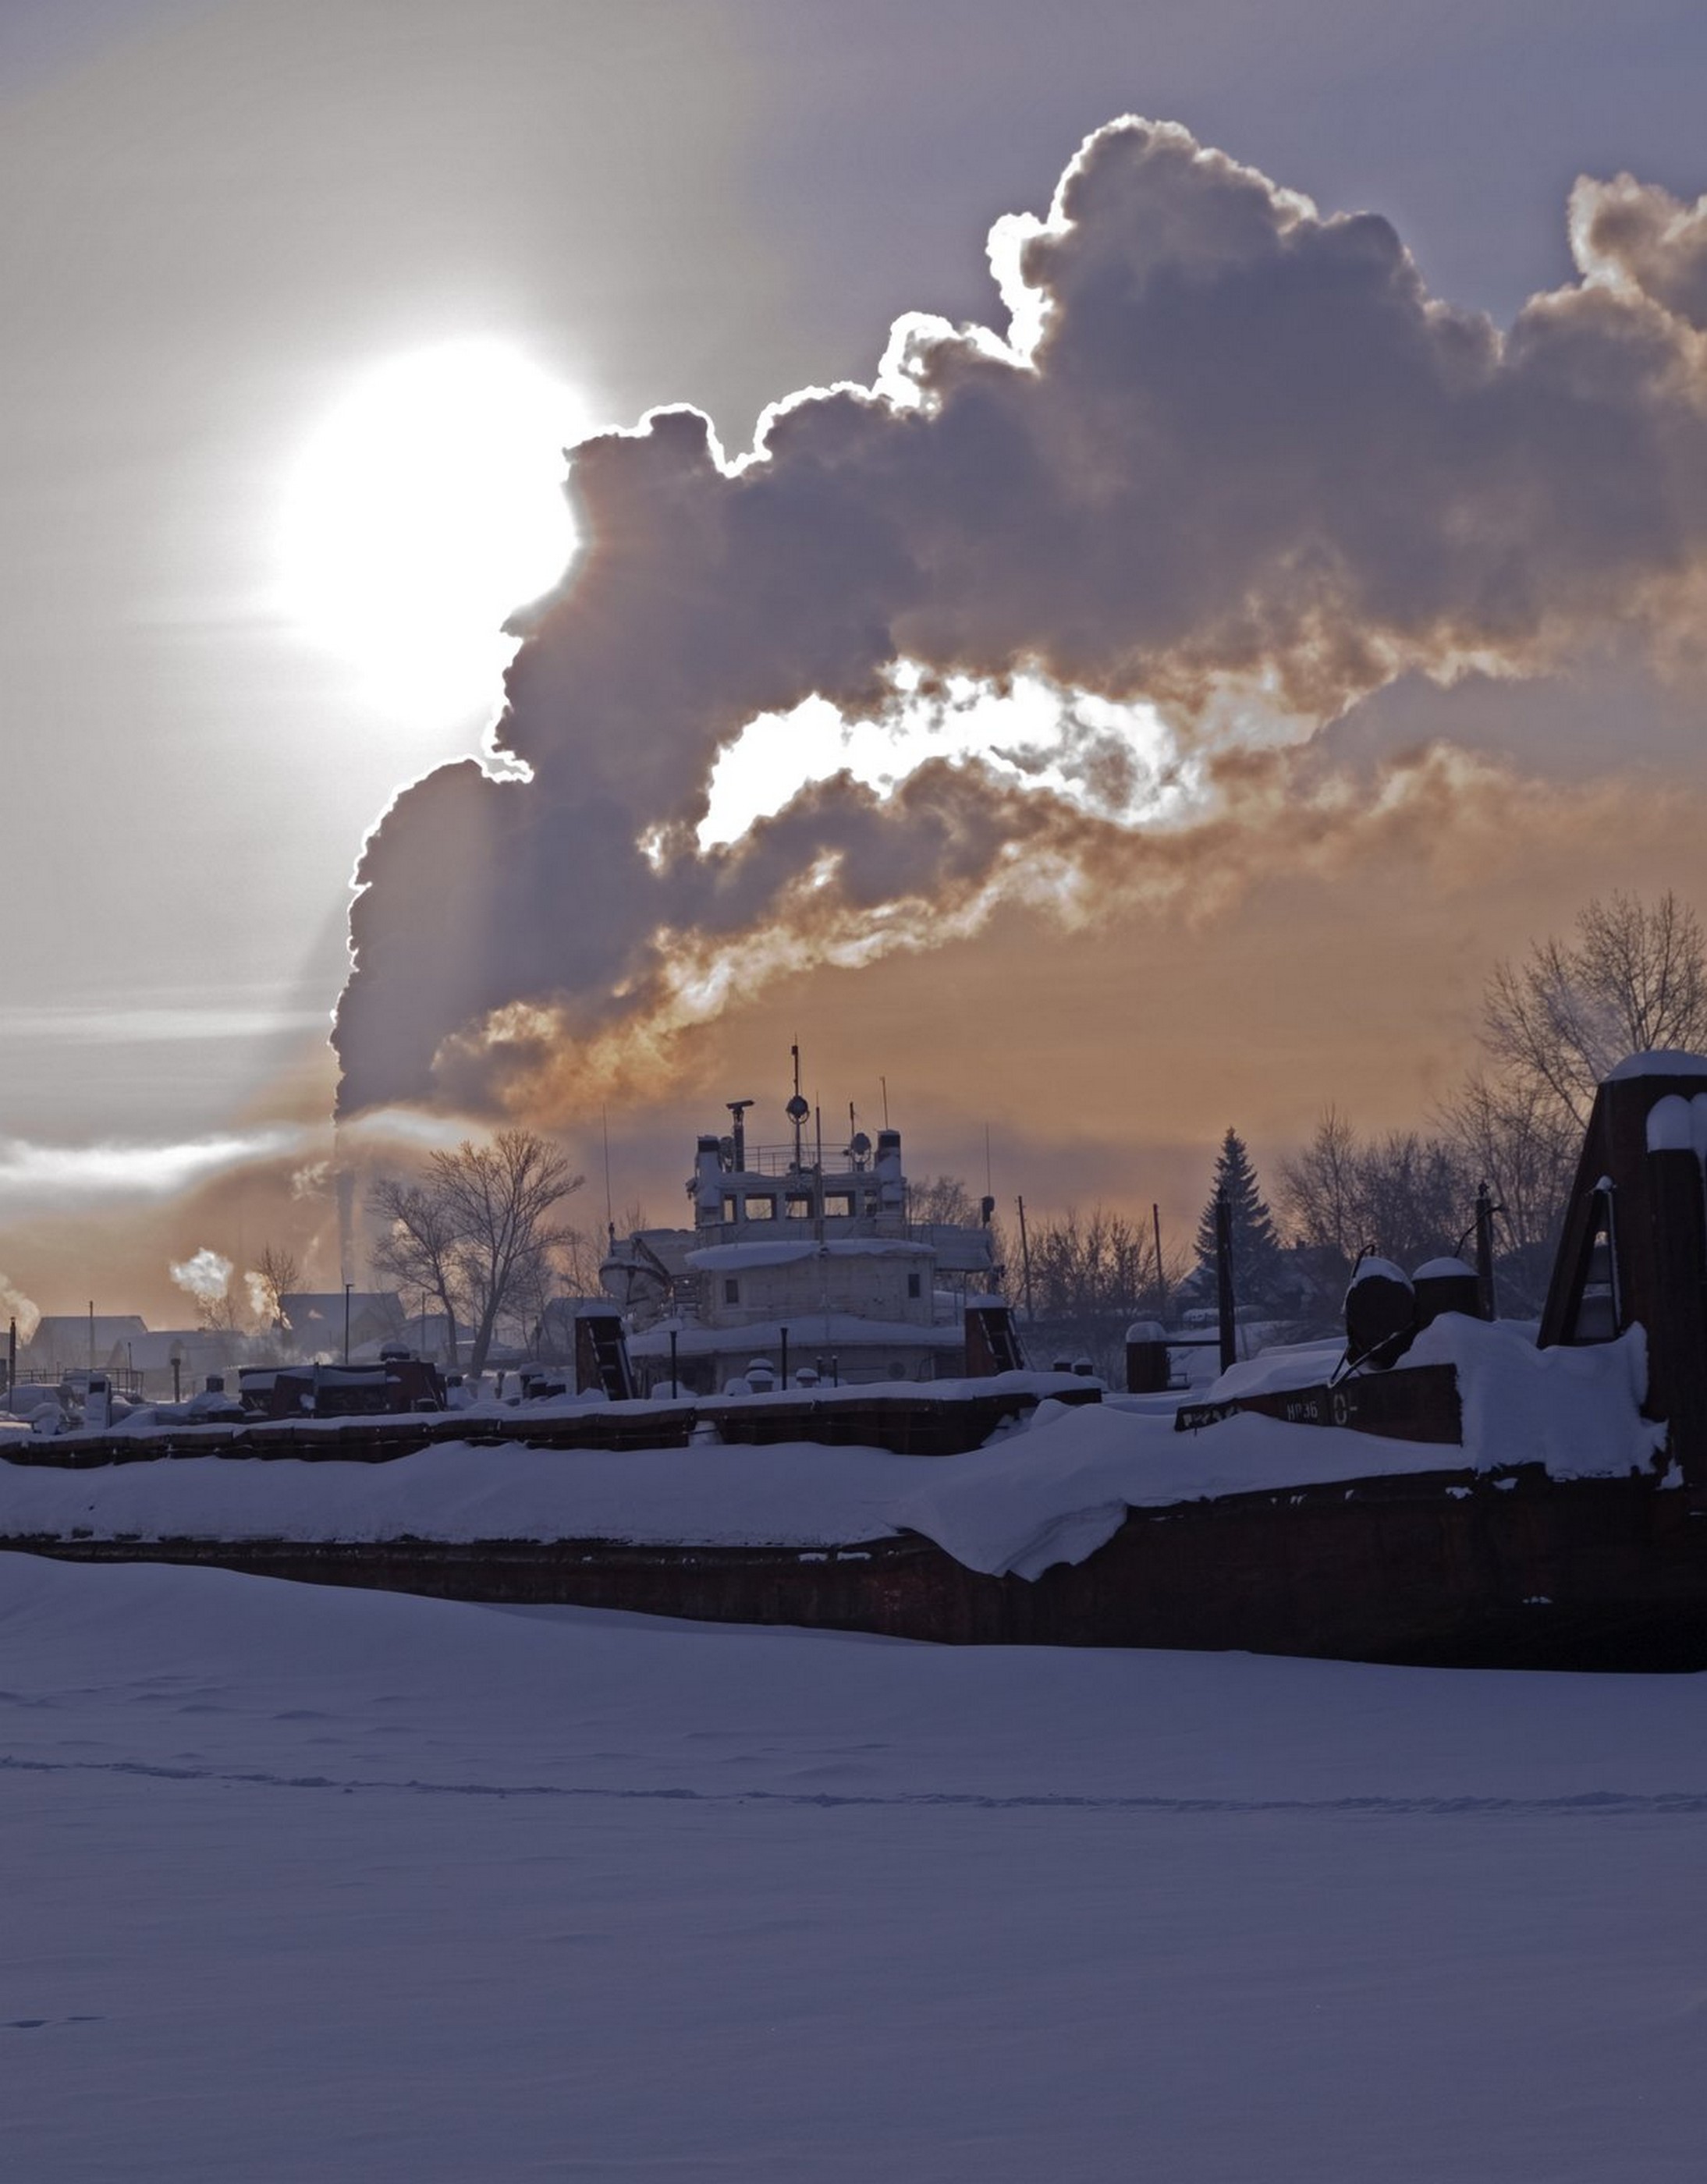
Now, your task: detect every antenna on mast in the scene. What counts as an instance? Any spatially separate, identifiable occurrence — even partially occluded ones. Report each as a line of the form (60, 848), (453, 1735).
(786, 1042), (810, 1172)
(602, 1105), (615, 1246)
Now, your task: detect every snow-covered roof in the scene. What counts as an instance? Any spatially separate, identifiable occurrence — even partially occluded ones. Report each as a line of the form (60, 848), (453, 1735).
(630, 1313), (953, 1358)
(119, 1330), (245, 1370)
(23, 1314), (149, 1356)
(1606, 1050), (1707, 1080)
(688, 1238), (934, 1272)
(282, 1292), (404, 1327)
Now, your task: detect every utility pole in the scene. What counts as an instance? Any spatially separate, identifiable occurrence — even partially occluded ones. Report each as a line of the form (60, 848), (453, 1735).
(1016, 1195), (1034, 1321)
(1475, 1181), (1498, 1321)
(1152, 1201), (1168, 1324)
(1215, 1190), (1237, 1375)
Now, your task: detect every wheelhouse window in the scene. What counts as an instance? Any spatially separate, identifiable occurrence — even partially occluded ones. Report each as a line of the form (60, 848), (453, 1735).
(724, 1278), (740, 1305)
(743, 1195), (776, 1221)
(785, 1191), (814, 1220)
(823, 1193), (854, 1219)
(907, 1271), (922, 1299)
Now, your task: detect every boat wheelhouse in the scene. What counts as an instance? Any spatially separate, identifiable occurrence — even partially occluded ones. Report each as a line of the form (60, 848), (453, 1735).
(601, 1086), (1000, 1395)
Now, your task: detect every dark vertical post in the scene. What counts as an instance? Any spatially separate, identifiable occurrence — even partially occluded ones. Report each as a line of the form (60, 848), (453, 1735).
(779, 1326), (789, 1389)
(669, 1328), (679, 1396)
(172, 1356), (182, 1404)
(1646, 1149), (1707, 1485)
(5, 1317), (13, 1410)
(1017, 1196), (1034, 1321)
(343, 1282), (353, 1366)
(1475, 1182), (1497, 1321)
(1152, 1201), (1167, 1324)
(1215, 1190), (1237, 1375)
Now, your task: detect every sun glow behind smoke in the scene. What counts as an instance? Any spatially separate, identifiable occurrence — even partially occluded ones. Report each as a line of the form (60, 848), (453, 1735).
(279, 341), (587, 721)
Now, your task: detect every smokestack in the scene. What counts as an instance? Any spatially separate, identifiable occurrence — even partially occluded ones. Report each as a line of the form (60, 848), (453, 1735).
(337, 1166), (356, 1287)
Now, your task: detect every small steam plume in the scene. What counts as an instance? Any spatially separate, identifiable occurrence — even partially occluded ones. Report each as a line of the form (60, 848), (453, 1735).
(291, 1159), (331, 1200)
(169, 1246), (234, 1310)
(0, 1272), (41, 1345)
(334, 119), (1707, 1119)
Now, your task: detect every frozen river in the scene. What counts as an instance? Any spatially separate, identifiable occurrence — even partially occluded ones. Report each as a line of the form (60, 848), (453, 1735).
(5, 1552), (1705, 2179)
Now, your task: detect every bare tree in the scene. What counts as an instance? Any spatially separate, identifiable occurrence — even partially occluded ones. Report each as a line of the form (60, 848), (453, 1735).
(368, 1175), (473, 1370)
(907, 1174), (981, 1227)
(1482, 891), (1707, 1128)
(435, 1131), (584, 1374)
(1352, 1133), (1467, 1271)
(194, 1288), (245, 1335)
(1024, 1204), (1190, 1374)
(369, 1129), (584, 1377)
(1273, 898), (1707, 1324)
(1275, 1109), (1360, 1267)
(1278, 1115), (1471, 1320)
(554, 1224), (607, 1296)
(250, 1244), (300, 1330)
(1434, 1072), (1578, 1316)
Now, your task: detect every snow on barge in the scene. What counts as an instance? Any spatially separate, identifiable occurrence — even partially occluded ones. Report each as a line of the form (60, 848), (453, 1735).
(8, 1056), (1707, 1670)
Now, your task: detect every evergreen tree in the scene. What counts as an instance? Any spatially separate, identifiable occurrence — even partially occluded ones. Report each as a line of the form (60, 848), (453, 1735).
(1194, 1128), (1284, 1303)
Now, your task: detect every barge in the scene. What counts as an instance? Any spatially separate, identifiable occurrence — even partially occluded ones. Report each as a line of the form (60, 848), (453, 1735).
(6, 1054), (1707, 1670)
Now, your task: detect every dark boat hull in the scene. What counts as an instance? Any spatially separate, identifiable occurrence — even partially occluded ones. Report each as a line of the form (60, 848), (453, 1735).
(12, 1462), (1707, 1672)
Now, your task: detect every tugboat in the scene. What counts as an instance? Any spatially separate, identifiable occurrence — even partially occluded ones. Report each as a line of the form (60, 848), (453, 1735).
(600, 1053), (1003, 1395)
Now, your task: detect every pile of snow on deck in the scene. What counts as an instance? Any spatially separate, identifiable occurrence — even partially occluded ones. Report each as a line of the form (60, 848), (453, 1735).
(0, 1317), (1666, 1581)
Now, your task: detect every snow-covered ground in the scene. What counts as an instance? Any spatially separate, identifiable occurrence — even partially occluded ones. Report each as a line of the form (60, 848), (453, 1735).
(6, 1551), (1707, 2180)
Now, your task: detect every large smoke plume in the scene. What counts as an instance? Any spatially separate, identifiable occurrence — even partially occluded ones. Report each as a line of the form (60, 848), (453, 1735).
(334, 119), (1707, 1119)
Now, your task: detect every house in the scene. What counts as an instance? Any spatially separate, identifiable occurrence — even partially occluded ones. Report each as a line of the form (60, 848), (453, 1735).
(122, 1328), (250, 1398)
(20, 1314), (151, 1378)
(278, 1292), (406, 1360)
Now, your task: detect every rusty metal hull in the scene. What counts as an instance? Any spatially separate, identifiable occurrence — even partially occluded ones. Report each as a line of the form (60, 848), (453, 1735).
(12, 1464), (1707, 1672)
(3, 1383), (1096, 1470)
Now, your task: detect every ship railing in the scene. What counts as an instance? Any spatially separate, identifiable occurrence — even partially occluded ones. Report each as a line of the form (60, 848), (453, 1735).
(697, 1212), (911, 1247)
(719, 1143), (880, 1179)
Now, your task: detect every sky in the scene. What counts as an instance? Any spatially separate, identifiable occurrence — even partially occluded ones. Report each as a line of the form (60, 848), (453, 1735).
(5, 0), (1707, 1315)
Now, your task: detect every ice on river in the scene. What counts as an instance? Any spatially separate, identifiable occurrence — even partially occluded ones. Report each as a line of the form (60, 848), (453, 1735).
(5, 1551), (1706, 2181)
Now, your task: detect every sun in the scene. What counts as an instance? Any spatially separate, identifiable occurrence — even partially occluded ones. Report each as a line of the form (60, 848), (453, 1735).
(279, 339), (588, 718)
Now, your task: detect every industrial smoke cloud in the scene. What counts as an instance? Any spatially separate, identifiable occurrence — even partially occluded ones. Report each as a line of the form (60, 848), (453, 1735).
(334, 119), (1707, 1119)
